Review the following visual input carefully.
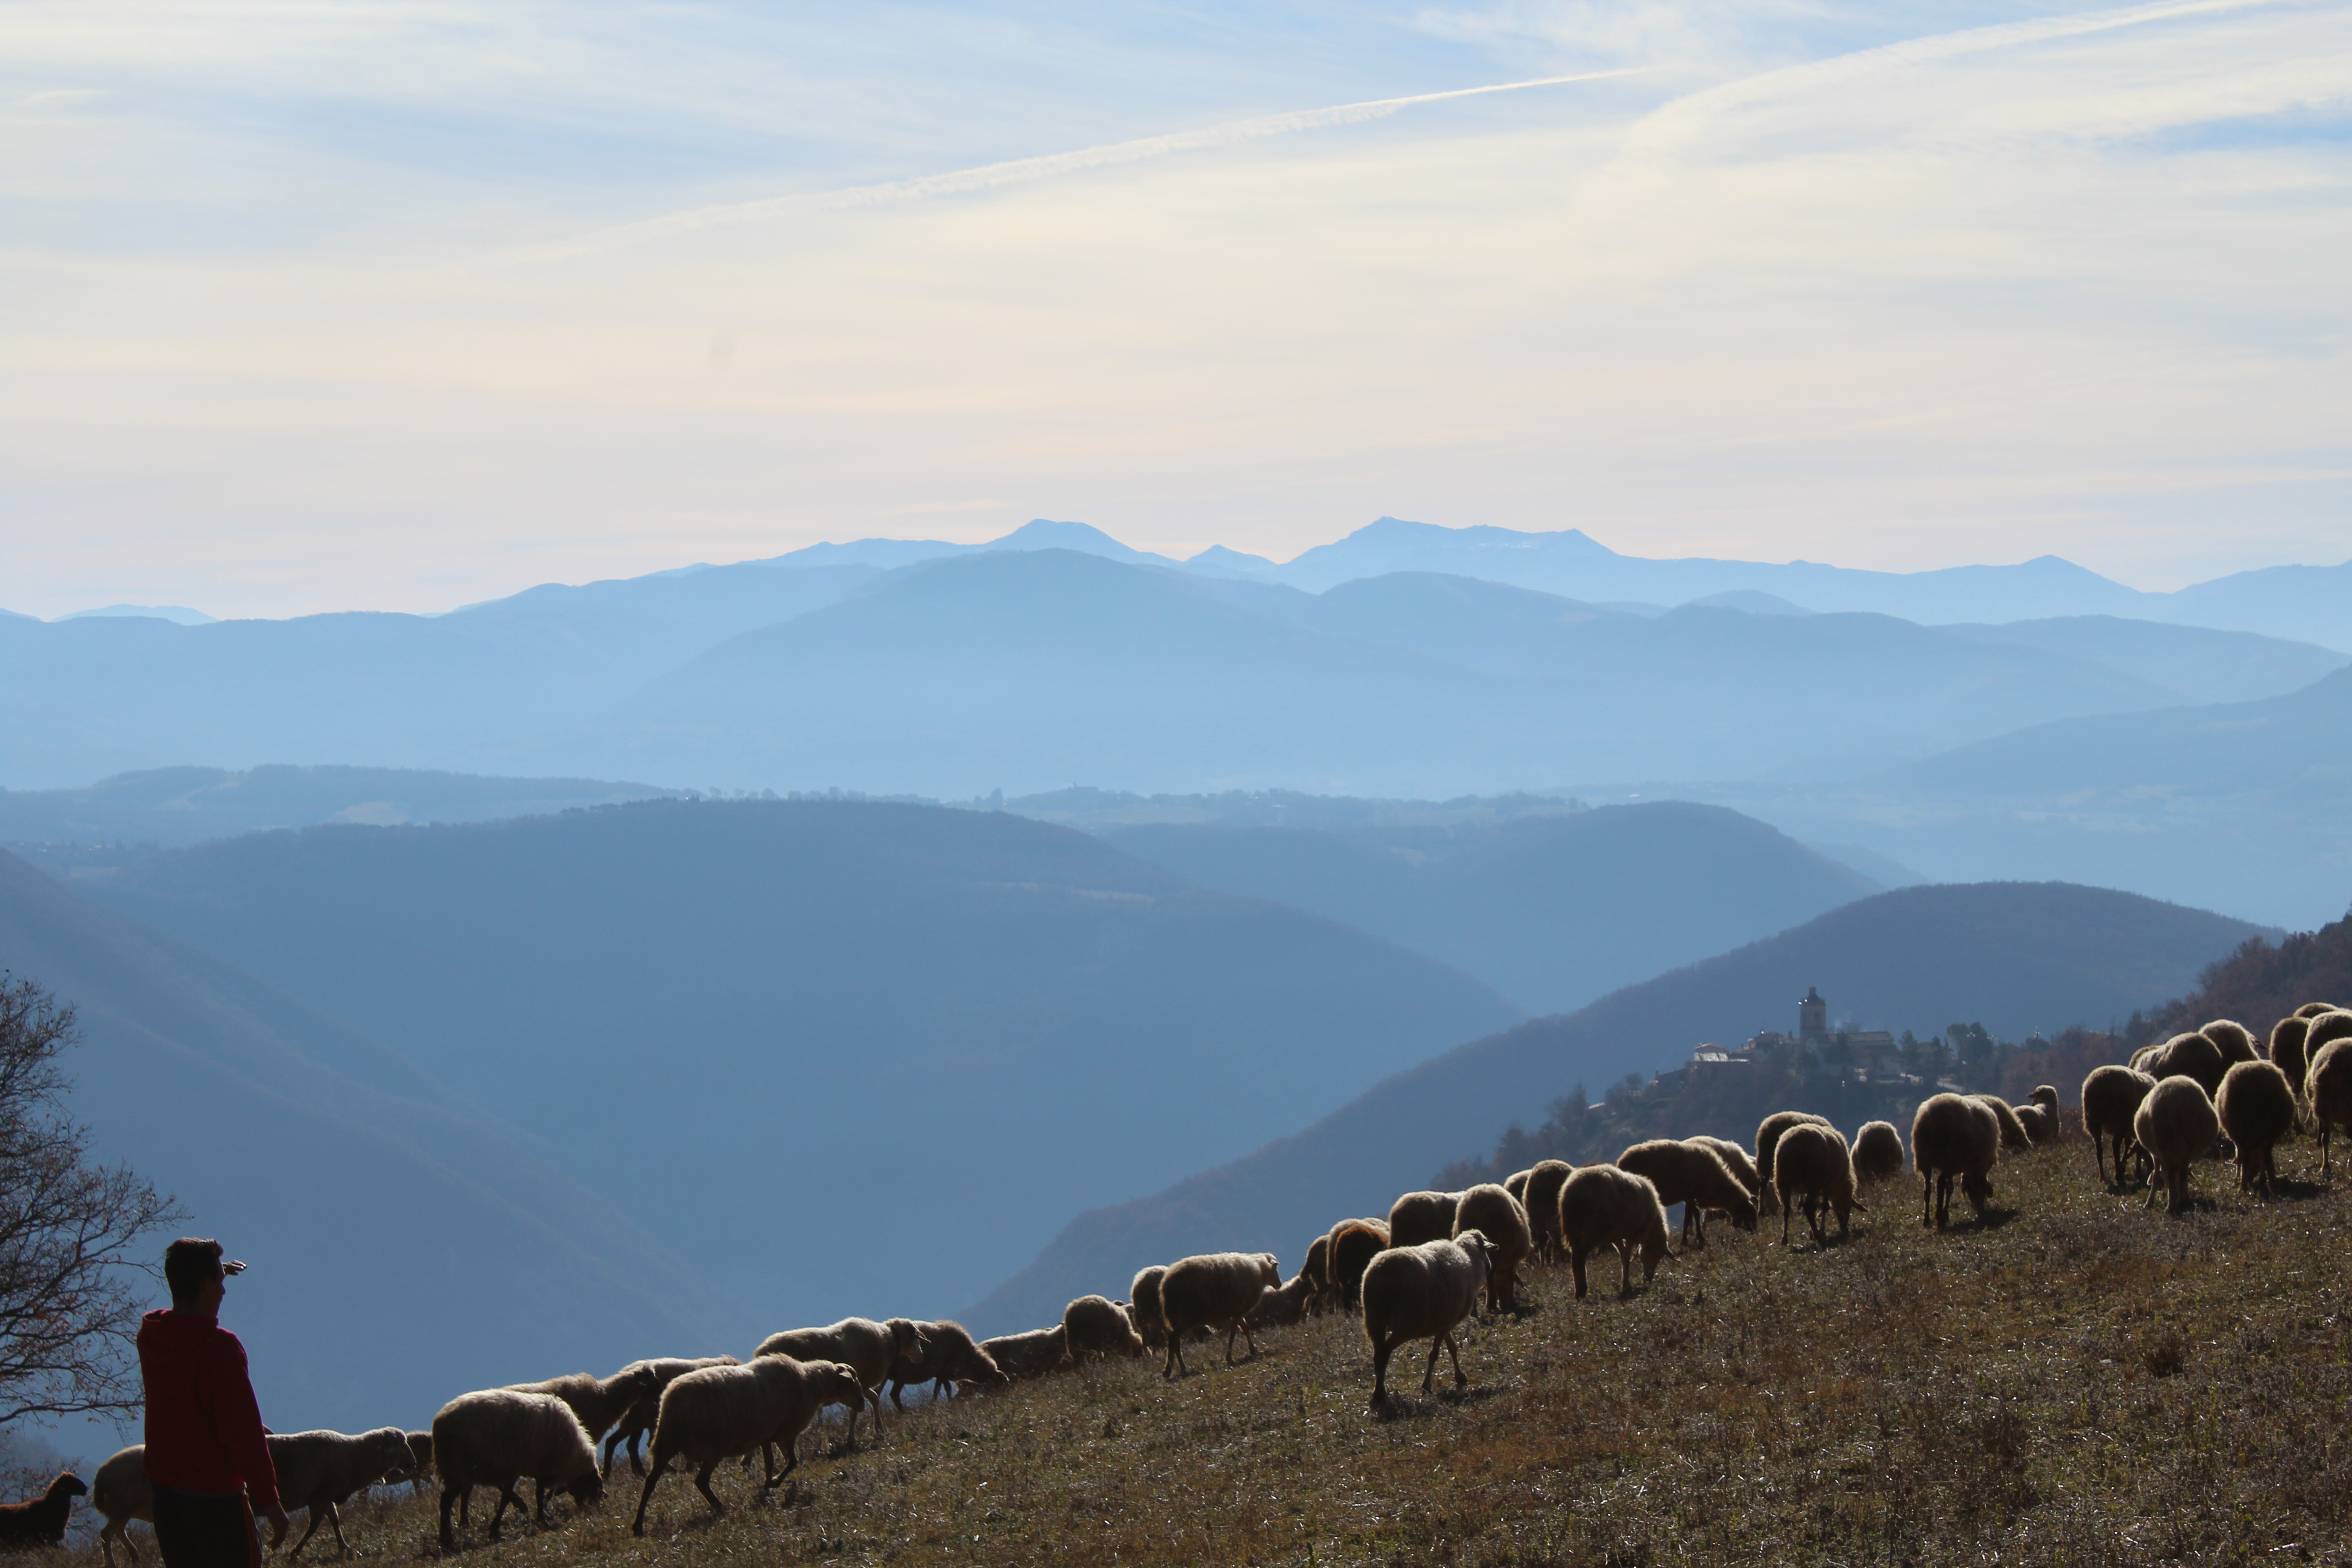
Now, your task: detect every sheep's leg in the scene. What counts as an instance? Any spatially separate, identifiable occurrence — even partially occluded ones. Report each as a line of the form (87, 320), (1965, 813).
(629, 1455), (671, 1536)
(1443, 1331), (1467, 1390)
(485, 1481), (524, 1540)
(764, 1436), (799, 1490)
(438, 1487), (463, 1551)
(1420, 1334), (1443, 1395)
(891, 1379), (908, 1413)
(1368, 1333), (1393, 1410)
(1782, 1197), (1793, 1247)
(285, 1501), (324, 1559)
(1163, 1334), (1183, 1380)
(1921, 1172), (1933, 1229)
(100, 1521), (125, 1568)
(324, 1500), (351, 1558)
(691, 1461), (725, 1517)
(1570, 1247), (1588, 1301)
(1240, 1321), (1261, 1362)
(1224, 1323), (1242, 1365)
(1619, 1243), (1636, 1297)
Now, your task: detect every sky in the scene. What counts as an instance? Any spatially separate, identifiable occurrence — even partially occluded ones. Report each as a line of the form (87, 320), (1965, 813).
(3, 0), (2348, 619)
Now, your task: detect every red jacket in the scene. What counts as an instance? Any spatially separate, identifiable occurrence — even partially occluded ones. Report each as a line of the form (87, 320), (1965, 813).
(137, 1309), (280, 1510)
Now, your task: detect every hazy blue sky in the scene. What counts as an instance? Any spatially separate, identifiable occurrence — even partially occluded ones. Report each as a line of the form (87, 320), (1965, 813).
(4, 0), (2347, 617)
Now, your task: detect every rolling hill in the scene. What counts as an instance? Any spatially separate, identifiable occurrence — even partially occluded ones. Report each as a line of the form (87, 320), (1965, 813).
(965, 881), (2269, 1331)
(1103, 803), (1882, 1016)
(63, 799), (1521, 1328)
(0, 849), (751, 1435)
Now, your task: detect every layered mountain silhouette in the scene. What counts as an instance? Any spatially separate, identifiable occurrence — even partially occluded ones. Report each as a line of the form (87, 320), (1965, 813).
(64, 800), (1521, 1328)
(965, 881), (2270, 1332)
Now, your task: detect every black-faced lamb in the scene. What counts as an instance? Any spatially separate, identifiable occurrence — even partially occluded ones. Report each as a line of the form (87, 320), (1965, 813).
(629, 1357), (864, 1534)
(1328, 1220), (1391, 1309)
(1852, 1121), (1905, 1186)
(1386, 1190), (1463, 1249)
(0, 1473), (85, 1550)
(2216, 1058), (2297, 1197)
(2137, 1073), (2220, 1215)
(1911, 1092), (1999, 1229)
(1522, 1161), (1576, 1260)
(1360, 1232), (1496, 1411)
(979, 1326), (1069, 1382)
(1755, 1112), (1832, 1214)
(601, 1357), (740, 1476)
(431, 1389), (604, 1550)
(754, 1318), (928, 1446)
(1064, 1294), (1147, 1362)
(1557, 1165), (1671, 1299)
(1975, 1095), (2031, 1151)
(2305, 1038), (2352, 1175)
(1159, 1252), (1282, 1377)
(265, 1428), (416, 1558)
(887, 1322), (1004, 1408)
(1615, 1139), (1756, 1248)
(1773, 1123), (1859, 1246)
(2081, 1065), (2158, 1189)
(2270, 1014), (2313, 1092)
(1452, 1183), (1533, 1311)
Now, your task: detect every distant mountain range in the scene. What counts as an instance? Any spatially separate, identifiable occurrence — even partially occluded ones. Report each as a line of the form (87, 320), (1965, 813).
(965, 881), (2271, 1332)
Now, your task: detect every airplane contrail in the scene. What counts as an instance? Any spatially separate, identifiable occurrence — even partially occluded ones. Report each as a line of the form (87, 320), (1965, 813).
(467, 67), (1651, 270)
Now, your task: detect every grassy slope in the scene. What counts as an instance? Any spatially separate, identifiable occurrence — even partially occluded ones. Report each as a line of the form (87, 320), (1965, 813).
(78, 1138), (2352, 1567)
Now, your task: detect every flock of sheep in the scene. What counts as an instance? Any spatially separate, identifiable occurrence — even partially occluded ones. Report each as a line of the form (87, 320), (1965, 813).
(13, 1003), (2347, 1559)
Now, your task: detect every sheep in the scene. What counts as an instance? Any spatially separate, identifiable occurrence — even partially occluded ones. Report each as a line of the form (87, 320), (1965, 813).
(91, 1449), (148, 1568)
(1360, 1232), (1496, 1411)
(2306, 1038), (2352, 1175)
(978, 1326), (1069, 1382)
(1773, 1124), (1859, 1246)
(1522, 1161), (1575, 1261)
(1504, 1167), (1533, 1205)
(1159, 1252), (1282, 1377)
(1615, 1139), (1756, 1249)
(629, 1356), (865, 1534)
(508, 1366), (662, 1456)
(600, 1357), (741, 1477)
(887, 1322), (1004, 1408)
(260, 1428), (417, 1559)
(1852, 1121), (1905, 1186)
(2216, 1058), (2298, 1197)
(1911, 1092), (1999, 1229)
(2137, 1074), (2220, 1215)
(399, 1431), (433, 1494)
(1451, 1183), (1533, 1311)
(431, 1389), (604, 1550)
(754, 1318), (928, 1446)
(1386, 1190), (1463, 1249)
(1755, 1112), (1832, 1214)
(1557, 1165), (1671, 1299)
(2270, 1014), (2313, 1092)
(1298, 1233), (1334, 1314)
(2296, 1001), (2341, 1019)
(2014, 1104), (2055, 1145)
(2014, 1085), (2063, 1145)
(1680, 1138), (1761, 1238)
(0, 1473), (85, 1551)
(1129, 1266), (1170, 1348)
(1328, 1220), (1391, 1309)
(2031, 1084), (2061, 1121)
(2202, 1019), (2260, 1065)
(2081, 1065), (2158, 1189)
(1246, 1271), (1321, 1329)
(1064, 1294), (1147, 1362)
(1975, 1095), (2032, 1151)
(2305, 1010), (2352, 1063)
(2140, 1032), (2228, 1099)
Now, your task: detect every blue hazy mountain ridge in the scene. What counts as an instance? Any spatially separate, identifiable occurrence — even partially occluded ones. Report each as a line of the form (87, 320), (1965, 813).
(536, 550), (2236, 794)
(1103, 804), (1882, 1018)
(964, 881), (2271, 1332)
(0, 764), (673, 847)
(67, 799), (1521, 1328)
(0, 848), (752, 1435)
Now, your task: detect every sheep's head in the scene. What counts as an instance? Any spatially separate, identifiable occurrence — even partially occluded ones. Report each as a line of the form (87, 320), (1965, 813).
(54, 1473), (88, 1499)
(1726, 1193), (1759, 1232)
(363, 1428), (414, 1485)
(564, 1469), (606, 1509)
(887, 1317), (930, 1362)
(810, 1361), (866, 1411)
(1254, 1253), (1281, 1288)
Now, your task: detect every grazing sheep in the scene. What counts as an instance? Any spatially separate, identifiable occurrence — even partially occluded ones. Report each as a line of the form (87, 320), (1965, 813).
(1387, 1190), (1463, 1249)
(1616, 1139), (1756, 1249)
(754, 1318), (928, 1446)
(1557, 1165), (1671, 1299)
(1522, 1161), (1575, 1261)
(887, 1323), (1004, 1408)
(0, 1473), (85, 1550)
(1064, 1295), (1147, 1362)
(399, 1431), (433, 1495)
(1911, 1093), (2000, 1229)
(978, 1326), (1069, 1382)
(1852, 1121), (1905, 1186)
(2305, 1010), (2352, 1063)
(2014, 1104), (2056, 1145)
(629, 1357), (864, 1534)
(1451, 1184), (1533, 1311)
(2270, 1014), (2313, 1093)
(1975, 1095), (2032, 1151)
(1773, 1123), (1859, 1245)
(1159, 1252), (1282, 1377)
(1504, 1168), (1533, 1205)
(1129, 1266), (1170, 1348)
(2306, 1038), (2352, 1175)
(601, 1358), (740, 1477)
(2202, 1020), (2260, 1065)
(1246, 1271), (1320, 1329)
(91, 1449), (148, 1568)
(2081, 1066), (2159, 1189)
(1683, 1137), (1761, 1237)
(1299, 1234), (1333, 1312)
(2296, 1001), (2341, 1019)
(1755, 1112), (1832, 1214)
(2217, 1059), (2298, 1197)
(2137, 1074), (2220, 1215)
(2140, 1032), (2229, 1098)
(1360, 1232), (1496, 1410)
(1328, 1220), (1391, 1309)
(431, 1389), (603, 1550)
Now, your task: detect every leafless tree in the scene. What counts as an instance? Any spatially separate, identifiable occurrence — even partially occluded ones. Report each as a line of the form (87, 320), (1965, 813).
(0, 974), (183, 1422)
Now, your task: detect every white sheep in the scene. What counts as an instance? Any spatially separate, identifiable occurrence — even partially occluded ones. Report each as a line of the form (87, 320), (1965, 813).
(1063, 1295), (1147, 1362)
(1773, 1123), (1860, 1246)
(887, 1323), (1005, 1408)
(1616, 1139), (1757, 1249)
(266, 1428), (416, 1558)
(1128, 1265), (1170, 1348)
(1911, 1093), (1999, 1229)
(431, 1389), (603, 1550)
(2216, 1058), (2297, 1197)
(2137, 1073), (2220, 1215)
(2080, 1065), (2158, 1190)
(1452, 1183), (1533, 1311)
(1520, 1161), (1576, 1261)
(1851, 1121), (1905, 1186)
(979, 1326), (1069, 1383)
(1385, 1190), (1463, 1249)
(1754, 1112), (1832, 1215)
(754, 1318), (928, 1446)
(1159, 1252), (1281, 1377)
(2304, 1037), (2352, 1174)
(628, 1357), (865, 1534)
(1557, 1165), (1671, 1299)
(600, 1357), (741, 1477)
(1360, 1232), (1496, 1411)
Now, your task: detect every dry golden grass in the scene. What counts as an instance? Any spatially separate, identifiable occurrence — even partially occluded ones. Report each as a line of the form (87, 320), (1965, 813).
(73, 1139), (2352, 1567)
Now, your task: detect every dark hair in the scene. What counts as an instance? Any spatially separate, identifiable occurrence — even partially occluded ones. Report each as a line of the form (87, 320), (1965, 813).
(163, 1238), (225, 1308)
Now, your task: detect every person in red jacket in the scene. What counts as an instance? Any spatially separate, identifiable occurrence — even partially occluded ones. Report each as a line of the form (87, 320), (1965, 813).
(137, 1240), (290, 1568)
